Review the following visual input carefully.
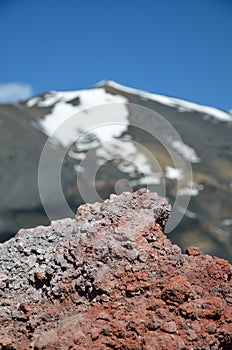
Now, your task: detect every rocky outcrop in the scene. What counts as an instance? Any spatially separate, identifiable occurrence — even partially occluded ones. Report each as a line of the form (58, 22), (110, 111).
(0, 189), (231, 349)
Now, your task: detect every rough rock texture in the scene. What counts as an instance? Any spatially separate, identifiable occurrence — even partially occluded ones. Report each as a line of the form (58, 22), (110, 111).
(0, 189), (231, 350)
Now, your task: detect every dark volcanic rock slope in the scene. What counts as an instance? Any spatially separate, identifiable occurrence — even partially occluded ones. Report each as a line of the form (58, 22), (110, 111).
(0, 81), (231, 260)
(0, 189), (231, 350)
(0, 103), (75, 239)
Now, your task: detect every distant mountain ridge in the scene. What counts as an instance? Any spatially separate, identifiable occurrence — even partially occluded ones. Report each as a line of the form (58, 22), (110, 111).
(0, 80), (231, 261)
(96, 80), (232, 120)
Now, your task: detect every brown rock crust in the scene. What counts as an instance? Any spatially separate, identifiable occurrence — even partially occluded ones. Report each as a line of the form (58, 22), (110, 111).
(0, 189), (231, 349)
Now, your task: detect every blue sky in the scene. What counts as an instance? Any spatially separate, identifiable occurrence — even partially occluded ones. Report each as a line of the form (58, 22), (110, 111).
(0, 0), (231, 110)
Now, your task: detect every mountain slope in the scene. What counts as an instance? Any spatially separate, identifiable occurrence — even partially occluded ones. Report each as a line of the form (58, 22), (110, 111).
(0, 81), (231, 260)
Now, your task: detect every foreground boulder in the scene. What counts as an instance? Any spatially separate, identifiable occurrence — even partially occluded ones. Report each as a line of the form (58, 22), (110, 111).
(0, 189), (231, 350)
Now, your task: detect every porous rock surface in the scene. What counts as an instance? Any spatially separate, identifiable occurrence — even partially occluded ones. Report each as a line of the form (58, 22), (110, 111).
(0, 189), (231, 350)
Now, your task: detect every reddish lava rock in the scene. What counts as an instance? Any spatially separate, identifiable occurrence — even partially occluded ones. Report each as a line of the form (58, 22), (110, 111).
(185, 246), (202, 256)
(0, 189), (231, 349)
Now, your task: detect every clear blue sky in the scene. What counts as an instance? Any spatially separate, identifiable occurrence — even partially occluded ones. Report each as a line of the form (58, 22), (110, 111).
(0, 0), (231, 110)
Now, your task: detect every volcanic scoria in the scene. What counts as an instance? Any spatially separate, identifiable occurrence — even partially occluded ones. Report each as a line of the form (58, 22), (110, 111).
(0, 189), (231, 349)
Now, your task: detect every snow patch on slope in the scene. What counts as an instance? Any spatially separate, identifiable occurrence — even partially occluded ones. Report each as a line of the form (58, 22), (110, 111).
(170, 140), (201, 163)
(26, 97), (40, 107)
(27, 87), (166, 185)
(177, 183), (204, 197)
(28, 88), (129, 147)
(95, 138), (162, 185)
(165, 166), (183, 180)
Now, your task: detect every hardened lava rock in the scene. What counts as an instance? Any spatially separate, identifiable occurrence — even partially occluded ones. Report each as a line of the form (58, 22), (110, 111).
(0, 189), (231, 350)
